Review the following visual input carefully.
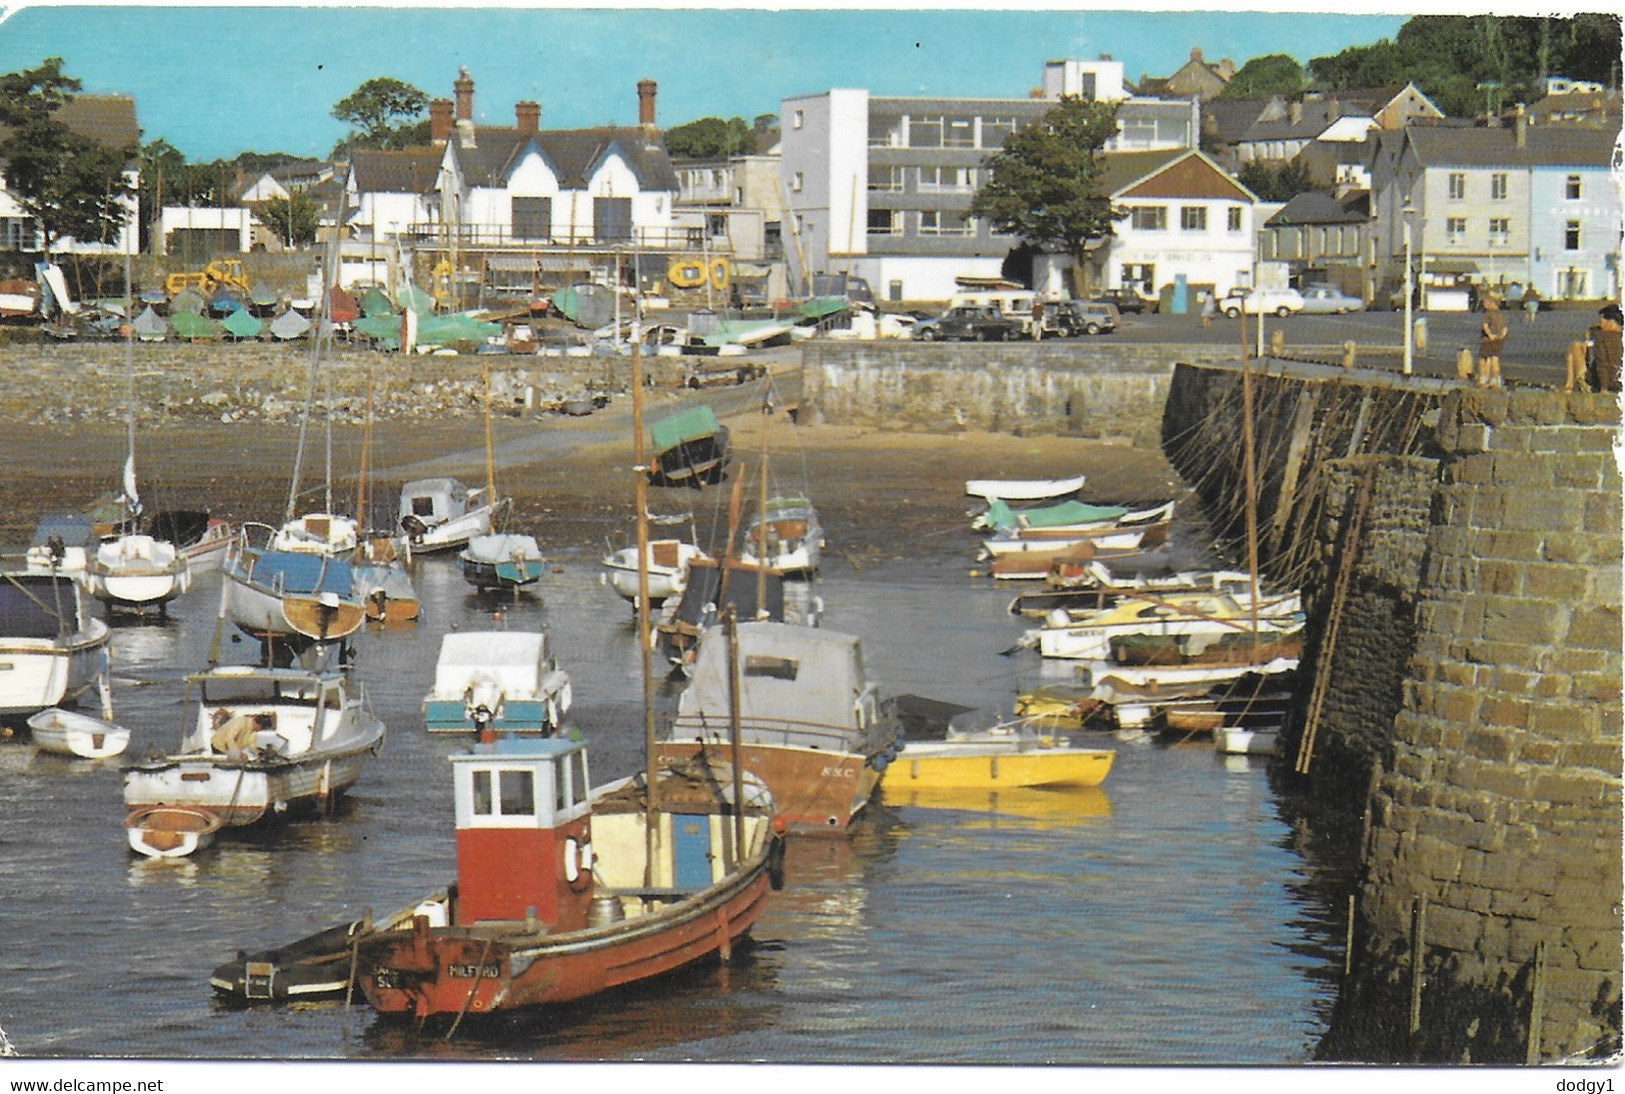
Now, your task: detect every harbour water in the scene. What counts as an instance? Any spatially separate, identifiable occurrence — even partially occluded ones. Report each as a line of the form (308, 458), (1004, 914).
(0, 549), (1352, 1064)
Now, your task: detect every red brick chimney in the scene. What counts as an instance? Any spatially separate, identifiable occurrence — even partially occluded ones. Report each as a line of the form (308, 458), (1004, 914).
(454, 67), (474, 122)
(638, 79), (657, 130)
(430, 99), (453, 143)
(516, 100), (540, 136)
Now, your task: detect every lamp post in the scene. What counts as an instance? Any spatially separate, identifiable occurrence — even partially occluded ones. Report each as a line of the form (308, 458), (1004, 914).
(1402, 200), (1416, 376)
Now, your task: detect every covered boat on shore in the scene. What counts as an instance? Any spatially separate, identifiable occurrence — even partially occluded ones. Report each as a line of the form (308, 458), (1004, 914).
(343, 736), (781, 1021)
(458, 532), (544, 591)
(647, 405), (730, 488)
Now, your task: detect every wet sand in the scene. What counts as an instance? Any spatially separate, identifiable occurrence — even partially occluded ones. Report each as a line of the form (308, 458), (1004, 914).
(0, 374), (1186, 564)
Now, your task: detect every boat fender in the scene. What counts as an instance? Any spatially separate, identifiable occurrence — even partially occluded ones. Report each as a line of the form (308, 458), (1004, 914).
(767, 834), (787, 891)
(564, 836), (593, 890)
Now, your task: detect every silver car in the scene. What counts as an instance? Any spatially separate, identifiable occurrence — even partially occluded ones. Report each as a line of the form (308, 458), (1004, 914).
(1298, 285), (1364, 314)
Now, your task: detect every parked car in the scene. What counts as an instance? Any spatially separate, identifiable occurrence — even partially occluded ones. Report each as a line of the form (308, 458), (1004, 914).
(1219, 287), (1305, 318)
(1054, 300), (1120, 336)
(1091, 288), (1154, 315)
(1298, 285), (1363, 314)
(929, 305), (1022, 342)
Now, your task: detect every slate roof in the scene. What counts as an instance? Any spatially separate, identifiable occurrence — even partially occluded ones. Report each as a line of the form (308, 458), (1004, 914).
(1240, 100), (1351, 143)
(0, 94), (139, 156)
(448, 125), (680, 192)
(1405, 125), (1618, 169)
(1264, 189), (1370, 227)
(349, 149), (442, 194)
(1203, 98), (1282, 145)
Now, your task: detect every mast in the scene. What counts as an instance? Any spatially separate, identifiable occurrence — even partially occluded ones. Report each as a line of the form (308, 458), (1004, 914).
(723, 606), (746, 864)
(122, 252), (137, 530)
(483, 363), (496, 506)
(1239, 290), (1261, 654)
(631, 307), (659, 877)
(288, 228), (340, 523)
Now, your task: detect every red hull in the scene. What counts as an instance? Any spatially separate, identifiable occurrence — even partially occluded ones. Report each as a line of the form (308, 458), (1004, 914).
(358, 869), (771, 1018)
(654, 740), (879, 834)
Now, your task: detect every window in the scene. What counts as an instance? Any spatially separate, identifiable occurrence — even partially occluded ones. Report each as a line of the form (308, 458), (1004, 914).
(744, 655), (799, 681)
(0, 216), (38, 251)
(868, 165), (904, 192)
(1565, 220), (1581, 250)
(1119, 117), (1159, 147)
(791, 171), (804, 193)
(1227, 207), (1243, 233)
(1448, 173), (1466, 200)
(1566, 174), (1582, 199)
(909, 115), (943, 148)
(593, 196), (631, 242)
(1180, 205), (1207, 232)
(918, 166), (971, 192)
(1130, 205), (1166, 231)
(981, 115), (1019, 149)
(1446, 217), (1467, 244)
(792, 109), (804, 130)
(706, 213), (727, 237)
(944, 116), (974, 148)
(471, 768), (536, 818)
(1488, 218), (1510, 246)
(867, 115), (901, 148)
(866, 209), (898, 236)
(918, 210), (974, 236)
(1491, 173), (1508, 200)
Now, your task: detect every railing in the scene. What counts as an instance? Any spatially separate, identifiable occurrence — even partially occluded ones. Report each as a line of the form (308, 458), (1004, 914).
(400, 223), (720, 251)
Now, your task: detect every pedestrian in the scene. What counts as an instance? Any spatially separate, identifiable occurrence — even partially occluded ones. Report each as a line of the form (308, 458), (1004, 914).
(1521, 284), (1540, 324)
(1031, 298), (1044, 341)
(1200, 291), (1215, 329)
(1585, 303), (1623, 394)
(1476, 295), (1506, 387)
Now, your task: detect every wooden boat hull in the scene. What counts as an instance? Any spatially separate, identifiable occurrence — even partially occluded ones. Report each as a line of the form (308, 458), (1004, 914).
(27, 707), (129, 758)
(882, 745), (1113, 790)
(124, 804), (222, 858)
(1110, 631), (1304, 667)
(655, 739), (881, 834)
(222, 545), (366, 643)
(647, 425), (731, 488)
(965, 474), (1085, 503)
(352, 563), (421, 623)
(356, 808), (775, 1019)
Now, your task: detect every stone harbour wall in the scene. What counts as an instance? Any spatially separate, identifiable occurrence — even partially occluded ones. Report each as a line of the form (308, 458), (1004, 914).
(1162, 362), (1622, 1063)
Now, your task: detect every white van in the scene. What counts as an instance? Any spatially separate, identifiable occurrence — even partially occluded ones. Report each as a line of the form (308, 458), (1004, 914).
(945, 289), (1039, 334)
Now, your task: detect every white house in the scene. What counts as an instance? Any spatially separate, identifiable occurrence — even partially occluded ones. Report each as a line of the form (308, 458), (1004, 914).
(346, 149), (441, 243)
(0, 95), (140, 256)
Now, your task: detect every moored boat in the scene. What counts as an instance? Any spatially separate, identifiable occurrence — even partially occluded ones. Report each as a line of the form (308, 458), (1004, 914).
(221, 527), (367, 645)
(882, 715), (1114, 791)
(736, 495), (824, 577)
(124, 804), (222, 859)
(660, 619), (900, 833)
(422, 630), (572, 736)
(601, 537), (710, 607)
(26, 707), (129, 759)
(346, 736), (781, 1021)
(0, 572), (111, 718)
(120, 659), (386, 847)
(647, 405), (730, 488)
(964, 474), (1085, 504)
(85, 532), (192, 614)
(397, 477), (497, 554)
(458, 532), (544, 591)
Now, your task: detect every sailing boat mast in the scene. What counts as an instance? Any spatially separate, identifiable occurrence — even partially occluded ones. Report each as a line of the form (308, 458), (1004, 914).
(288, 228), (341, 523)
(122, 252), (137, 529)
(1238, 295), (1261, 653)
(631, 309), (660, 878)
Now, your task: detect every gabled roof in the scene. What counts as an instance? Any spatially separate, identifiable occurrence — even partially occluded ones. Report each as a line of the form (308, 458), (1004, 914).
(0, 94), (139, 156)
(1264, 189), (1370, 227)
(1203, 98), (1283, 145)
(1527, 90), (1622, 126)
(1404, 125), (1617, 169)
(349, 149), (442, 194)
(1239, 100), (1352, 143)
(1101, 148), (1255, 202)
(448, 126), (679, 192)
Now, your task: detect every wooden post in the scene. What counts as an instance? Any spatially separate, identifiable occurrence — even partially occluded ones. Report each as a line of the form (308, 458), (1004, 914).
(1270, 329), (1284, 356)
(1341, 341), (1357, 368)
(1455, 346), (1474, 382)
(1344, 892), (1356, 978)
(1409, 896), (1427, 1037)
(1526, 940), (1547, 1064)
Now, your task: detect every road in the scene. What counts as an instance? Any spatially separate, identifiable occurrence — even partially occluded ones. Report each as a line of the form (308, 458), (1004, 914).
(1094, 308), (1590, 388)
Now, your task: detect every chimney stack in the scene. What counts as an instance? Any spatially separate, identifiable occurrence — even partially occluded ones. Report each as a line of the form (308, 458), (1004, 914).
(454, 67), (474, 122)
(430, 99), (453, 143)
(638, 78), (658, 130)
(1514, 102), (1527, 149)
(1289, 100), (1302, 124)
(516, 100), (540, 136)
(1190, 47), (1203, 63)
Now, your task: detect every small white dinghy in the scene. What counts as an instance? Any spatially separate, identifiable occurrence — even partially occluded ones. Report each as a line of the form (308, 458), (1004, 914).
(124, 804), (223, 859)
(27, 707), (130, 759)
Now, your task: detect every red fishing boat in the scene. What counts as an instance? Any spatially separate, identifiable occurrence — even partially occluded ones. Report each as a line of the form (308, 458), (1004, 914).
(351, 736), (783, 1022)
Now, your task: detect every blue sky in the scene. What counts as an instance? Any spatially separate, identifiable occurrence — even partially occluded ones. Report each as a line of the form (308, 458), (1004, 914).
(0, 4), (1420, 161)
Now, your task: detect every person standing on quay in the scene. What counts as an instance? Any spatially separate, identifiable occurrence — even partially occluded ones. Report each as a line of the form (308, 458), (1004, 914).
(1477, 295), (1507, 387)
(1522, 284), (1540, 324)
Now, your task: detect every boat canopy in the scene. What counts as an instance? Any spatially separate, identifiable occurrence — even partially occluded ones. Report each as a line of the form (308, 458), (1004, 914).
(432, 631), (547, 698)
(682, 621), (869, 732)
(248, 550), (352, 596)
(650, 405), (722, 451)
(983, 498), (1128, 533)
(0, 575), (79, 637)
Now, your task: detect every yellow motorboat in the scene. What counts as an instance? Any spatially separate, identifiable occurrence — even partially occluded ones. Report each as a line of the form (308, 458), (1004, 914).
(882, 719), (1114, 791)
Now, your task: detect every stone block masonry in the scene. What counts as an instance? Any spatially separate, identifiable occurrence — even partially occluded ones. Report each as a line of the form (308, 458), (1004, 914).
(1162, 361), (1620, 1063)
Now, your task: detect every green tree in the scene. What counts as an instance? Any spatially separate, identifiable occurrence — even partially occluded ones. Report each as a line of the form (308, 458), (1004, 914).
(254, 191), (322, 247)
(1237, 160), (1317, 203)
(331, 76), (429, 153)
(664, 115), (756, 158)
(968, 96), (1120, 296)
(0, 57), (135, 251)
(1219, 54), (1306, 99)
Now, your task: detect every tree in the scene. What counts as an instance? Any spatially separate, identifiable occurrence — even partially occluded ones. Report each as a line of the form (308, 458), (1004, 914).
(254, 191), (322, 248)
(1237, 160), (1317, 203)
(331, 77), (429, 153)
(0, 57), (135, 251)
(1218, 54), (1306, 99)
(664, 116), (756, 158)
(968, 96), (1120, 296)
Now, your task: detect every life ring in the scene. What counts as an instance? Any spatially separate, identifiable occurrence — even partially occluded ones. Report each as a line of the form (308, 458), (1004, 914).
(709, 259), (731, 291)
(667, 258), (706, 289)
(563, 835), (594, 890)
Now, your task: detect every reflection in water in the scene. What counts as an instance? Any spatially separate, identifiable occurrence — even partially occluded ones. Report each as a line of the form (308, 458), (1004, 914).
(882, 784), (1112, 824)
(125, 856), (201, 889)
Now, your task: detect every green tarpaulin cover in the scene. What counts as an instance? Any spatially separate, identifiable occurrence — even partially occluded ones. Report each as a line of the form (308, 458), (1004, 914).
(170, 310), (224, 340)
(222, 308), (263, 339)
(650, 405), (721, 451)
(983, 498), (1127, 533)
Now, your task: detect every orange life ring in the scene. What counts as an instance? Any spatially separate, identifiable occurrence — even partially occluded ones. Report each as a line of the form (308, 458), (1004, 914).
(709, 258), (731, 291)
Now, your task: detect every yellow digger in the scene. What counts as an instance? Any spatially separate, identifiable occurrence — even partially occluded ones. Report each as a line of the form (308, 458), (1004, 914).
(164, 259), (252, 298)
